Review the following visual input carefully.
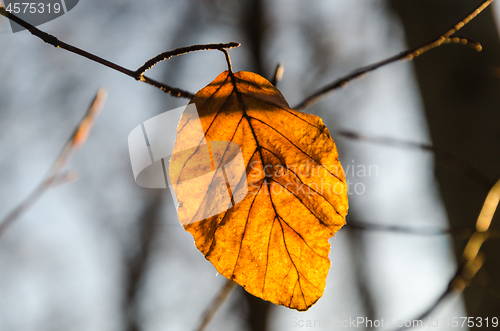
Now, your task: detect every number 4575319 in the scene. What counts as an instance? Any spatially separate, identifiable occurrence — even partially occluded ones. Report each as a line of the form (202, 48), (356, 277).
(5, 2), (61, 14)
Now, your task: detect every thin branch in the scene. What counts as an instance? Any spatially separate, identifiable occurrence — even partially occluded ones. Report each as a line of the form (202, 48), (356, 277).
(394, 289), (456, 331)
(136, 42), (240, 76)
(395, 178), (500, 330)
(338, 129), (494, 192)
(475, 178), (500, 232)
(293, 0), (494, 111)
(0, 89), (107, 239)
(444, 36), (483, 51)
(270, 63), (284, 86)
(394, 252), (485, 331)
(0, 7), (239, 99)
(195, 279), (237, 331)
(347, 221), (473, 238)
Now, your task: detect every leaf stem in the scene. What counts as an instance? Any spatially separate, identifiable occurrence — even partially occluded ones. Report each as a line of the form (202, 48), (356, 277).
(220, 49), (234, 74)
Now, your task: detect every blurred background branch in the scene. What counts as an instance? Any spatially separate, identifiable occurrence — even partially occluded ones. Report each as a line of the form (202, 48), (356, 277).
(293, 0), (492, 111)
(390, 0), (500, 320)
(395, 178), (500, 330)
(338, 129), (494, 192)
(0, 89), (107, 239)
(125, 191), (164, 331)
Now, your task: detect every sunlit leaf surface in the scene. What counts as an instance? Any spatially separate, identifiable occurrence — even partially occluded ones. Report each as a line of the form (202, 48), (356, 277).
(169, 71), (348, 311)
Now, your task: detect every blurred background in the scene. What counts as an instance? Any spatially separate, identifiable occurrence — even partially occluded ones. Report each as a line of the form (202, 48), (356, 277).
(1, 0), (499, 330)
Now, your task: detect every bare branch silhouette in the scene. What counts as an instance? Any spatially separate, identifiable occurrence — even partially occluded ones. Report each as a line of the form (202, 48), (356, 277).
(195, 279), (237, 331)
(0, 89), (107, 238)
(294, 0), (494, 111)
(348, 221), (468, 238)
(338, 129), (493, 192)
(136, 42), (240, 76)
(0, 6), (239, 99)
(395, 178), (500, 330)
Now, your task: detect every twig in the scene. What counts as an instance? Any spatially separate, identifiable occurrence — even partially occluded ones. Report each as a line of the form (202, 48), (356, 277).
(395, 178), (500, 330)
(270, 63), (284, 86)
(348, 221), (499, 239)
(396, 288), (456, 331)
(293, 0), (494, 111)
(347, 221), (477, 238)
(338, 129), (493, 192)
(0, 89), (107, 239)
(136, 42), (240, 76)
(0, 7), (239, 99)
(195, 279), (237, 331)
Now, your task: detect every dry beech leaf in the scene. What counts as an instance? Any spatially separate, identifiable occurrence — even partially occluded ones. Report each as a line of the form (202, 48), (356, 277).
(169, 70), (348, 311)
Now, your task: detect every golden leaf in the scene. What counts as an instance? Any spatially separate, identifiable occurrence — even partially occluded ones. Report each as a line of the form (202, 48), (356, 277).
(169, 71), (348, 311)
